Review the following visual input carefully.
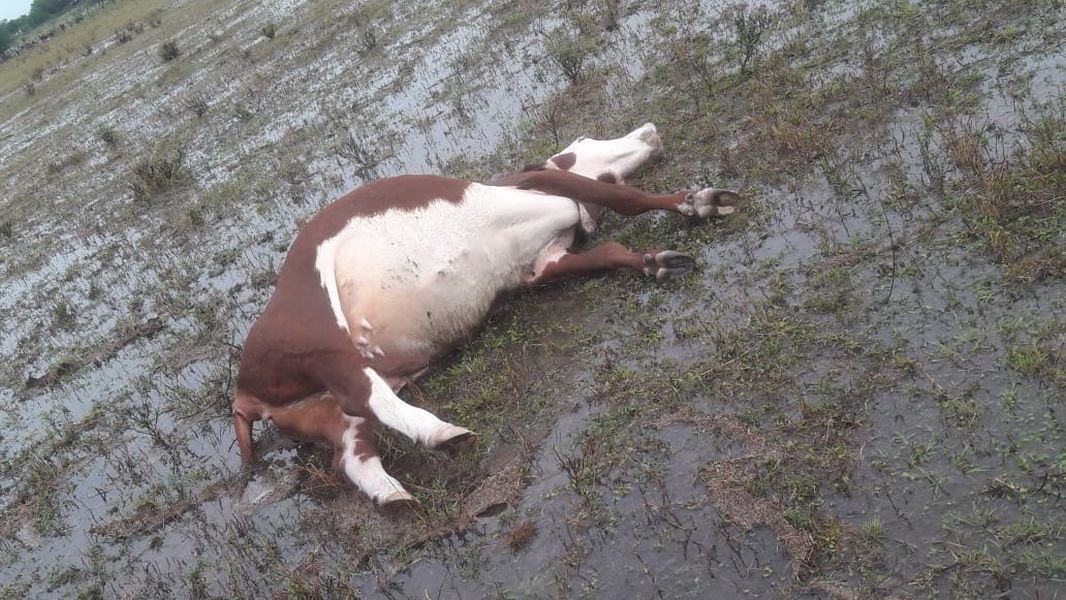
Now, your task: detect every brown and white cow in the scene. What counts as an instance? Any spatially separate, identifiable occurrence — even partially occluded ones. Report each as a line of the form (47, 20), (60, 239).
(233, 123), (738, 507)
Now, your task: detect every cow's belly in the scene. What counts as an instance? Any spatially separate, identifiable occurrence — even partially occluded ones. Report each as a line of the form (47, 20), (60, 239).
(322, 184), (581, 374)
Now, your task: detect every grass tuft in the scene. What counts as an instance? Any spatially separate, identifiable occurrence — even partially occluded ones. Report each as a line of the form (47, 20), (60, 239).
(158, 40), (180, 62)
(505, 519), (537, 551)
(127, 145), (187, 202)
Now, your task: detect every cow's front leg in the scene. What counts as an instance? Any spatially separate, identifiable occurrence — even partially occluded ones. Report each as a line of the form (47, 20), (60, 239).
(362, 367), (475, 450)
(321, 361), (474, 451)
(497, 170), (740, 218)
(528, 241), (696, 284)
(233, 389), (265, 465)
(334, 414), (417, 508)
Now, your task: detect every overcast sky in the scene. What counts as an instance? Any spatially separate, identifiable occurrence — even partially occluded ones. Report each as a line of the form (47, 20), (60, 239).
(1, 0), (34, 21)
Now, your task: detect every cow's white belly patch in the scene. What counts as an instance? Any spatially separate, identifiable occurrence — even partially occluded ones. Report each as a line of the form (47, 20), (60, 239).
(314, 183), (581, 357)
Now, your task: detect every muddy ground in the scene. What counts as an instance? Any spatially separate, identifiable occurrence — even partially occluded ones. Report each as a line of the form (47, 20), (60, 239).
(0, 0), (1063, 597)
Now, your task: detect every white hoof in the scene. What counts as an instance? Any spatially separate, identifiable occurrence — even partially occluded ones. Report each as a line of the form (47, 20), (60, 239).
(428, 424), (476, 450)
(642, 251), (697, 281)
(379, 489), (417, 506)
(678, 188), (740, 218)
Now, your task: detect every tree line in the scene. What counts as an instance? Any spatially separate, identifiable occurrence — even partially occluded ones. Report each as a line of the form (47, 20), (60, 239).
(1, 0), (101, 55)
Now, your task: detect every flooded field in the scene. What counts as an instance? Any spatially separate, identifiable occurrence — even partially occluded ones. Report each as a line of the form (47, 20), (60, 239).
(0, 0), (1063, 597)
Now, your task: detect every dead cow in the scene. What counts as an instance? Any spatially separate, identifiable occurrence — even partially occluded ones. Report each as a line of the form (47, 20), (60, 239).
(234, 123), (738, 507)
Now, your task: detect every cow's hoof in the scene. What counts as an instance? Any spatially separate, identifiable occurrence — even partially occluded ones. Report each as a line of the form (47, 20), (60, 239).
(643, 251), (696, 281)
(428, 424), (476, 451)
(380, 491), (419, 516)
(678, 188), (740, 218)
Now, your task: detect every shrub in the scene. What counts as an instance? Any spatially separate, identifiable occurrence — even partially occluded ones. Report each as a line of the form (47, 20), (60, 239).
(128, 146), (186, 202)
(260, 22), (277, 39)
(52, 301), (75, 328)
(548, 31), (598, 85)
(158, 40), (180, 62)
(730, 4), (771, 75)
(358, 24), (377, 53)
(96, 125), (118, 147)
(186, 95), (209, 118)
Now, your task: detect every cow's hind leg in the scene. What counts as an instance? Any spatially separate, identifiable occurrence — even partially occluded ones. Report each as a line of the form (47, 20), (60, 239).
(530, 241), (696, 284)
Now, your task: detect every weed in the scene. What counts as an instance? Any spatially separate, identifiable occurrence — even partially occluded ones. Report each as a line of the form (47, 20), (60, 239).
(943, 108), (1066, 266)
(909, 442), (931, 468)
(860, 519), (885, 544)
(46, 150), (88, 175)
(730, 4), (772, 75)
(127, 146), (186, 202)
(1014, 550), (1066, 578)
(595, 0), (622, 31)
(505, 519), (537, 551)
(113, 26), (135, 44)
(52, 301), (75, 328)
(548, 29), (598, 85)
(184, 558), (207, 599)
(185, 94), (209, 118)
(46, 565), (84, 591)
(95, 125), (118, 147)
(158, 40), (180, 62)
(1006, 340), (1048, 376)
(937, 391), (981, 427)
(358, 25), (377, 53)
(334, 126), (392, 180)
(943, 123), (986, 176)
(260, 22), (277, 39)
(804, 265), (855, 313)
(250, 265), (277, 289)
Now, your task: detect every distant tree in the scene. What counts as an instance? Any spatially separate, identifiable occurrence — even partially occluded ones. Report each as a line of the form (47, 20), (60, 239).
(0, 25), (10, 56)
(7, 14), (31, 35)
(28, 0), (77, 28)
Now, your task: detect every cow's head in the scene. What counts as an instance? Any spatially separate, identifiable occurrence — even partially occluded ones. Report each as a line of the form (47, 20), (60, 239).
(543, 123), (663, 185)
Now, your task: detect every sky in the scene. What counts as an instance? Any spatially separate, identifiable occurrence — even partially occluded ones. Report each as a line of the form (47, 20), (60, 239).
(0, 0), (34, 21)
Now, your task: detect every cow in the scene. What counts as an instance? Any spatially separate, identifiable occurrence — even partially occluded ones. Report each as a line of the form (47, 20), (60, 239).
(233, 123), (738, 508)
